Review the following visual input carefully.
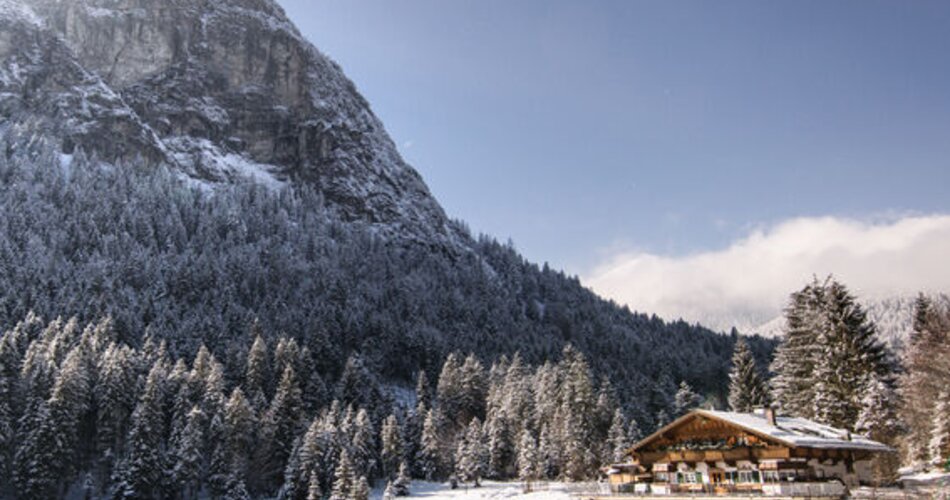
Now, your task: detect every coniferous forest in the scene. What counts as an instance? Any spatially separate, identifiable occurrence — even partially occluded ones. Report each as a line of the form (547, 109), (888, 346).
(0, 138), (775, 497)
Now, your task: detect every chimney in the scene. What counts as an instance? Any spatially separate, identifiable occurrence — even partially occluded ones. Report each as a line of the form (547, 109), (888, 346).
(765, 407), (777, 427)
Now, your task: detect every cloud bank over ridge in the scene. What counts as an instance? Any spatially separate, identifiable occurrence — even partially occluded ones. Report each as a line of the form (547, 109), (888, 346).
(584, 215), (950, 333)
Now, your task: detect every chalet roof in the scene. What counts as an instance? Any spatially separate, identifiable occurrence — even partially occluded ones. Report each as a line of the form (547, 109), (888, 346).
(631, 409), (892, 454)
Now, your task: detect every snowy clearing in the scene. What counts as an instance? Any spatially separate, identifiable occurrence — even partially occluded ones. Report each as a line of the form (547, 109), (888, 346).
(370, 481), (598, 499)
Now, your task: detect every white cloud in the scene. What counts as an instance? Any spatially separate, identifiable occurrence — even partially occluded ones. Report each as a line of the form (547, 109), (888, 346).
(583, 215), (950, 333)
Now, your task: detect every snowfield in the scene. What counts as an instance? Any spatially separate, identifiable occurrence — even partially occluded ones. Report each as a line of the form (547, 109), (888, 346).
(371, 481), (599, 499)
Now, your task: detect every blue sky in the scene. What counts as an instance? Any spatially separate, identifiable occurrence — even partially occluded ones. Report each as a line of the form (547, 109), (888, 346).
(278, 1), (950, 328)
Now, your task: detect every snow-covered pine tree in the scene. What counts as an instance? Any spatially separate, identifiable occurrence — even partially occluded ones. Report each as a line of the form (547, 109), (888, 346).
(436, 353), (464, 428)
(223, 474), (252, 500)
(516, 428), (539, 482)
(95, 343), (138, 469)
(486, 408), (513, 479)
(855, 373), (901, 484)
(415, 370), (432, 411)
(812, 280), (892, 430)
(673, 381), (701, 418)
(607, 409), (629, 463)
(392, 461), (411, 496)
(329, 448), (356, 500)
(537, 424), (559, 480)
(382, 480), (396, 500)
(351, 408), (377, 480)
(306, 468), (323, 500)
(418, 407), (447, 480)
(770, 283), (824, 418)
(380, 413), (402, 479)
(403, 401), (425, 477)
(0, 331), (19, 478)
(456, 417), (486, 486)
(353, 475), (370, 500)
(221, 388), (256, 484)
(172, 406), (206, 498)
(728, 337), (769, 412)
(274, 338), (301, 386)
(114, 362), (168, 499)
(47, 342), (94, 483)
(459, 354), (487, 425)
(930, 391), (950, 468)
(558, 345), (597, 480)
(245, 333), (271, 410)
(12, 398), (61, 498)
(283, 415), (324, 500)
(301, 348), (329, 416)
(900, 294), (950, 466)
(260, 365), (304, 492)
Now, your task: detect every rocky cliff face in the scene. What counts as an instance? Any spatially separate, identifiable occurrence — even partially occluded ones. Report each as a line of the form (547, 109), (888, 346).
(0, 0), (454, 241)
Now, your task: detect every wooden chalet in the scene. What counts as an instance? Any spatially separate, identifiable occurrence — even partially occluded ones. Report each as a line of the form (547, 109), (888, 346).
(606, 409), (892, 496)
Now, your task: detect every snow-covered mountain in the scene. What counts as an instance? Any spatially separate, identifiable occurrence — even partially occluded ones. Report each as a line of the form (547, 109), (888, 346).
(0, 0), (454, 243)
(0, 0), (775, 433)
(749, 294), (950, 351)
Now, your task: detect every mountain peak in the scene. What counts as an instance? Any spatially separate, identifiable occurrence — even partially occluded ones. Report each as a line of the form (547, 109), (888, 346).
(1, 0), (456, 243)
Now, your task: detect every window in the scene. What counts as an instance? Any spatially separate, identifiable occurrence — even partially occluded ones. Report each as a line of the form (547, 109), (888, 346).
(737, 470), (761, 484)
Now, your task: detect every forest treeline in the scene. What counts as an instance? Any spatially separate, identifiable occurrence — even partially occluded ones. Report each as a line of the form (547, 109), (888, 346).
(0, 312), (680, 498)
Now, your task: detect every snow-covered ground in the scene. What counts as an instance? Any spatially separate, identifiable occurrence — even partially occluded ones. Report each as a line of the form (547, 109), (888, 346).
(370, 481), (599, 499)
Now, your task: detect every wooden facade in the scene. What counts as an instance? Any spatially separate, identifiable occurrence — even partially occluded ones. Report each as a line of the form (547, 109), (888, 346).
(606, 409), (891, 496)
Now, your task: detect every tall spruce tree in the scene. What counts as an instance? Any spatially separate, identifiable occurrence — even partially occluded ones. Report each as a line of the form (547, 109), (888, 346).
(771, 278), (895, 432)
(516, 428), (539, 482)
(380, 414), (403, 479)
(900, 294), (950, 466)
(115, 362), (167, 499)
(728, 338), (769, 412)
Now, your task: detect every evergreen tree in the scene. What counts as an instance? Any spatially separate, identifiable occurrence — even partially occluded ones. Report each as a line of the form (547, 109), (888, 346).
(283, 416), (324, 500)
(262, 365), (304, 490)
(13, 399), (61, 498)
(306, 469), (323, 500)
(350, 408), (377, 480)
(382, 480), (396, 500)
(392, 461), (411, 496)
(418, 408), (445, 480)
(456, 417), (486, 486)
(329, 448), (355, 500)
(770, 283), (824, 418)
(380, 414), (402, 479)
(930, 391), (950, 467)
(47, 343), (94, 484)
(415, 370), (432, 411)
(436, 353), (464, 428)
(900, 294), (950, 466)
(812, 280), (892, 430)
(222, 388), (256, 485)
(245, 333), (270, 410)
(96, 344), (138, 469)
(855, 374), (901, 484)
(353, 476), (370, 500)
(607, 409), (629, 463)
(115, 362), (167, 499)
(223, 474), (252, 500)
(673, 381), (701, 418)
(727, 337), (769, 412)
(173, 406), (206, 498)
(486, 409), (513, 479)
(516, 428), (539, 482)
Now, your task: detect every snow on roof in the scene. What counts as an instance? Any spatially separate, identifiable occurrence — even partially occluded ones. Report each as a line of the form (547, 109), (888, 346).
(633, 409), (892, 453)
(694, 410), (892, 452)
